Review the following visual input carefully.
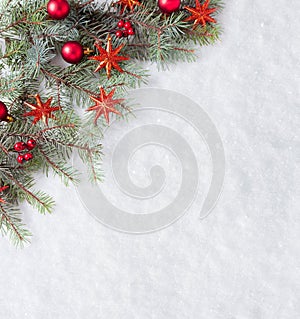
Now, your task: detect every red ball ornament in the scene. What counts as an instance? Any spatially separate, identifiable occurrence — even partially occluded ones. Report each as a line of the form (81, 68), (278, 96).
(0, 101), (8, 121)
(14, 142), (27, 152)
(26, 139), (37, 150)
(158, 0), (181, 14)
(17, 154), (25, 164)
(47, 0), (70, 20)
(24, 153), (33, 161)
(61, 41), (84, 64)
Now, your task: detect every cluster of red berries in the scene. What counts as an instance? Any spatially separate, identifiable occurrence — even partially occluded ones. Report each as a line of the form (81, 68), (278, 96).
(14, 139), (37, 164)
(116, 20), (135, 38)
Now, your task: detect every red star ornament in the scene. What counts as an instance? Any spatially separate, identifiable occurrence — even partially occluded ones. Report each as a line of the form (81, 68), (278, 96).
(0, 185), (9, 203)
(23, 94), (60, 125)
(88, 36), (129, 78)
(86, 87), (124, 124)
(114, 0), (141, 13)
(184, 0), (217, 29)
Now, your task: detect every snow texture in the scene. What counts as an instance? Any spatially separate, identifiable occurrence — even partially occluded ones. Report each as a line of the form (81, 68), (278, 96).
(0, 0), (299, 318)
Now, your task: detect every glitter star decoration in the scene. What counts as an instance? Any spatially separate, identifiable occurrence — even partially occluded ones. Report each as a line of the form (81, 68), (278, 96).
(88, 36), (129, 78)
(113, 0), (141, 13)
(184, 0), (217, 29)
(0, 185), (9, 203)
(23, 94), (60, 125)
(86, 87), (124, 124)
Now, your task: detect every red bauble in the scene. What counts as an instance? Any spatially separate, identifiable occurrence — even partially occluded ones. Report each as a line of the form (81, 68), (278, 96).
(0, 101), (8, 121)
(26, 139), (37, 150)
(14, 142), (27, 152)
(47, 0), (70, 20)
(158, 0), (181, 14)
(24, 153), (33, 161)
(17, 154), (25, 164)
(61, 41), (84, 64)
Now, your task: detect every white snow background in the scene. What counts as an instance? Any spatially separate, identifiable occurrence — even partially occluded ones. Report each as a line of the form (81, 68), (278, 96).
(0, 0), (299, 318)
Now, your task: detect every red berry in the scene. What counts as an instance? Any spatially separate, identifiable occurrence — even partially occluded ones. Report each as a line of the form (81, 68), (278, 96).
(124, 21), (132, 29)
(116, 30), (123, 38)
(117, 20), (124, 28)
(123, 30), (128, 37)
(26, 139), (37, 150)
(128, 28), (135, 36)
(17, 154), (25, 164)
(14, 142), (26, 152)
(24, 153), (33, 161)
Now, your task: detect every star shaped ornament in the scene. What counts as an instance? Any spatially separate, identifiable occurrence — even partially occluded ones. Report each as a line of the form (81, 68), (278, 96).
(184, 0), (217, 29)
(114, 0), (141, 12)
(89, 36), (129, 78)
(0, 185), (9, 203)
(23, 94), (60, 125)
(87, 87), (124, 124)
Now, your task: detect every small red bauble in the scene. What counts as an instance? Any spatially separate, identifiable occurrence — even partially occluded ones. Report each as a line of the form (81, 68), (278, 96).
(117, 20), (124, 28)
(14, 142), (27, 152)
(123, 30), (128, 37)
(47, 0), (70, 20)
(0, 101), (8, 121)
(158, 0), (181, 14)
(116, 30), (123, 38)
(24, 153), (33, 161)
(26, 139), (37, 150)
(124, 21), (132, 29)
(17, 154), (25, 164)
(61, 41), (84, 64)
(128, 28), (135, 36)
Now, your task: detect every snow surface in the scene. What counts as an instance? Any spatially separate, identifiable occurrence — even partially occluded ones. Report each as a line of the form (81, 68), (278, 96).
(0, 0), (299, 318)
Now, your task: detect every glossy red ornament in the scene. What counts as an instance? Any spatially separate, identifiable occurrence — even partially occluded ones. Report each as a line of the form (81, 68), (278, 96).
(26, 139), (37, 150)
(24, 153), (33, 161)
(17, 154), (25, 164)
(61, 41), (84, 64)
(14, 142), (27, 152)
(0, 101), (9, 121)
(47, 0), (70, 20)
(158, 0), (181, 13)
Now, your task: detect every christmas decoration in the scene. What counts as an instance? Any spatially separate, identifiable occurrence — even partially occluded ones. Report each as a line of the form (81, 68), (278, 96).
(0, 185), (9, 203)
(24, 153), (33, 161)
(16, 154), (25, 164)
(87, 87), (123, 124)
(61, 41), (84, 64)
(114, 0), (141, 13)
(184, 0), (217, 29)
(47, 0), (70, 20)
(117, 20), (125, 28)
(26, 139), (37, 150)
(23, 95), (60, 125)
(14, 142), (27, 152)
(116, 20), (135, 38)
(158, 0), (181, 14)
(89, 36), (129, 78)
(0, 0), (222, 246)
(0, 101), (14, 122)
